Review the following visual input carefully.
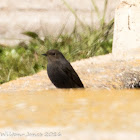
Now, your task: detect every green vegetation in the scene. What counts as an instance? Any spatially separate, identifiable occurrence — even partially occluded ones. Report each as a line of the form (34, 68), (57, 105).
(0, 0), (113, 84)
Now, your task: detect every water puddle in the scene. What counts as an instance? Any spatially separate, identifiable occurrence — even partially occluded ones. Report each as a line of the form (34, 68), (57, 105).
(0, 89), (139, 139)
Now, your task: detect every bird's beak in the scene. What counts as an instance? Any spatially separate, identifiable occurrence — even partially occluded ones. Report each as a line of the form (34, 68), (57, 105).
(42, 54), (47, 56)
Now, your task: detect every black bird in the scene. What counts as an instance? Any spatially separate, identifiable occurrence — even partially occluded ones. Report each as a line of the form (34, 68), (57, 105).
(42, 50), (84, 88)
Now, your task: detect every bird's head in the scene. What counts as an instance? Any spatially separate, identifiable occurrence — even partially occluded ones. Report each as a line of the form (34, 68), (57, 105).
(42, 49), (65, 62)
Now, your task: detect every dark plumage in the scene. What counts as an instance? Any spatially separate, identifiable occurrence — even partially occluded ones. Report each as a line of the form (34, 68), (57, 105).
(42, 50), (84, 88)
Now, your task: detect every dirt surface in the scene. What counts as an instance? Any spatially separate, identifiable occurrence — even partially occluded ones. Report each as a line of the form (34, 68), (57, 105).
(0, 53), (140, 93)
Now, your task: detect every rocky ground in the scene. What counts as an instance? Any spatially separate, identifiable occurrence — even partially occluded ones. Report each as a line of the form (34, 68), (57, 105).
(0, 53), (140, 93)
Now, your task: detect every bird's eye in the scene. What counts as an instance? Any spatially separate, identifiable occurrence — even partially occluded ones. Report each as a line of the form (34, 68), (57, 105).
(52, 52), (55, 55)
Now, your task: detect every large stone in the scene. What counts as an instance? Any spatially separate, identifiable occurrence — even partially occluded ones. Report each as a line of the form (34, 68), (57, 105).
(113, 0), (140, 60)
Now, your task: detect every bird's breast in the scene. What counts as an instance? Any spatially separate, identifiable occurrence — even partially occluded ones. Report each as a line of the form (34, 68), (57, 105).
(47, 62), (68, 84)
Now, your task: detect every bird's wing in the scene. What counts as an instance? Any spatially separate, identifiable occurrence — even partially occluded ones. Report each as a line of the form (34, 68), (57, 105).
(62, 62), (84, 88)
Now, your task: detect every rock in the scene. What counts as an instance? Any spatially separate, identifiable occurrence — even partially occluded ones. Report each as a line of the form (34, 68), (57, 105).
(0, 53), (140, 92)
(113, 0), (140, 60)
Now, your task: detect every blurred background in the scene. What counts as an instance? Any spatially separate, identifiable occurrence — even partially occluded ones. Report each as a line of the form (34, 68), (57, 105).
(0, 0), (119, 84)
(0, 0), (119, 45)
